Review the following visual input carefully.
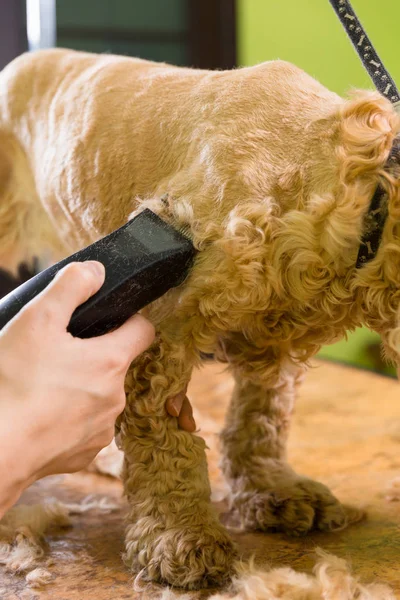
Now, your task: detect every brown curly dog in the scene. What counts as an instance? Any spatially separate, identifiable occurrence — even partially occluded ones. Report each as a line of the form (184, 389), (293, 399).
(0, 49), (399, 589)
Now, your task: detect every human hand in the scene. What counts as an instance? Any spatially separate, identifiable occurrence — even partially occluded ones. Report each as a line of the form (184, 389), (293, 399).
(0, 261), (154, 507)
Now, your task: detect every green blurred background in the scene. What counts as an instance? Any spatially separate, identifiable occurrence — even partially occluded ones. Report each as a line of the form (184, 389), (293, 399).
(237, 0), (400, 377)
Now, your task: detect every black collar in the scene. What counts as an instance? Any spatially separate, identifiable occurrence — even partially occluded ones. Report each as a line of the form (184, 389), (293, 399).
(356, 140), (400, 268)
(328, 0), (400, 268)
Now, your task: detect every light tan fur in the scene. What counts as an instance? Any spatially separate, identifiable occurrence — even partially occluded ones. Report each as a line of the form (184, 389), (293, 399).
(0, 500), (70, 574)
(0, 496), (119, 583)
(159, 551), (395, 600)
(0, 48), (399, 589)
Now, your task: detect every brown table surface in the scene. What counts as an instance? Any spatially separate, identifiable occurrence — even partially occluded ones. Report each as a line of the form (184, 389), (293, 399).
(2, 360), (400, 599)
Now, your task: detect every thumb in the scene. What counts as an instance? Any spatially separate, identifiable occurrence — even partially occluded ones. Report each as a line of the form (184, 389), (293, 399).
(95, 313), (155, 366)
(39, 261), (105, 328)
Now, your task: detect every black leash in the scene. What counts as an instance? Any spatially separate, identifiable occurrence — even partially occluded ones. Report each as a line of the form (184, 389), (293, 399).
(328, 0), (400, 106)
(328, 0), (400, 267)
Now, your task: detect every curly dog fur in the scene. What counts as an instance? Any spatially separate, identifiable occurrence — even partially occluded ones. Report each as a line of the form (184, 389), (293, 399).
(0, 49), (399, 589)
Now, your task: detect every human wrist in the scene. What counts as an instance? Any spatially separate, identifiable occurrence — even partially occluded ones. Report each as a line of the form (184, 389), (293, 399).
(0, 472), (27, 518)
(0, 437), (34, 518)
(0, 395), (42, 515)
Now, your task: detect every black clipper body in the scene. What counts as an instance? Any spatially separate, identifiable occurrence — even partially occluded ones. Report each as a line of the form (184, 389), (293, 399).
(0, 210), (196, 338)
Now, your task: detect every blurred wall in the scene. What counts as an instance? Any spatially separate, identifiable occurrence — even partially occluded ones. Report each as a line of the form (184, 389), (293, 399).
(56, 0), (189, 65)
(0, 0), (27, 70)
(55, 0), (236, 69)
(237, 0), (400, 375)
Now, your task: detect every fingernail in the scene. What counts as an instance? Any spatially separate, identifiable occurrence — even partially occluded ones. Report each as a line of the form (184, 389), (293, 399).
(85, 261), (105, 277)
(169, 399), (181, 416)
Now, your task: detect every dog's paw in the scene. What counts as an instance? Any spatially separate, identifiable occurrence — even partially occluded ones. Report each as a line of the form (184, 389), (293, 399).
(228, 478), (354, 536)
(124, 520), (236, 589)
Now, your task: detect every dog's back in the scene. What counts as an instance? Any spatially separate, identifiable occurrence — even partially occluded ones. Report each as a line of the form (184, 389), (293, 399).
(0, 49), (342, 255)
(0, 48), (396, 305)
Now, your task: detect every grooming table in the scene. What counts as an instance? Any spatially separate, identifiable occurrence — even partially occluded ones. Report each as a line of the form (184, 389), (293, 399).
(2, 360), (400, 599)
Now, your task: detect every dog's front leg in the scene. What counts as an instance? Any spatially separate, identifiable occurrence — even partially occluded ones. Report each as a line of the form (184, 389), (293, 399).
(220, 370), (349, 536)
(119, 334), (235, 589)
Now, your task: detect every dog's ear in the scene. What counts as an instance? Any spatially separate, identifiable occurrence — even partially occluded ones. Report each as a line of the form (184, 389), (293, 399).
(337, 91), (399, 183)
(299, 92), (400, 269)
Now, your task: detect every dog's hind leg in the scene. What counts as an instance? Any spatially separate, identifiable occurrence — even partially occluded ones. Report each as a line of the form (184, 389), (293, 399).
(0, 132), (63, 297)
(220, 363), (352, 535)
(120, 333), (235, 589)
